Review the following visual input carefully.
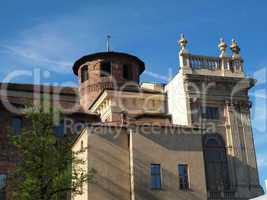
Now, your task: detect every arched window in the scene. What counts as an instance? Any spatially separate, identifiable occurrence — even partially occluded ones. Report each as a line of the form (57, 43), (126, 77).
(100, 62), (111, 77)
(203, 134), (230, 191)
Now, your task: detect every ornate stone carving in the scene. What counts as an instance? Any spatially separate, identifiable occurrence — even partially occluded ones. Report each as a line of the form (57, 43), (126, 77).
(218, 38), (228, 58)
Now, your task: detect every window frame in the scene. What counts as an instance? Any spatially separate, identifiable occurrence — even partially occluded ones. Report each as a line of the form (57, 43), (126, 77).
(201, 106), (219, 120)
(178, 164), (189, 190)
(150, 164), (162, 190)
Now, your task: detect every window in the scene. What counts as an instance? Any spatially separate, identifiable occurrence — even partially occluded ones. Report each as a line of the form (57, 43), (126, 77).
(81, 65), (89, 83)
(203, 134), (230, 191)
(150, 164), (161, 189)
(11, 117), (22, 134)
(201, 106), (219, 120)
(123, 64), (132, 80)
(100, 62), (111, 77)
(178, 164), (189, 190)
(54, 120), (65, 137)
(0, 174), (6, 200)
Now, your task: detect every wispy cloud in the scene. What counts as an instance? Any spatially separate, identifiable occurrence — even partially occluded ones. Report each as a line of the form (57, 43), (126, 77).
(0, 45), (72, 72)
(0, 11), (104, 75)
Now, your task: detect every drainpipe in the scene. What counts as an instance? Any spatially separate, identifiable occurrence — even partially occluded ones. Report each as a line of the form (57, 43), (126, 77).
(129, 128), (135, 200)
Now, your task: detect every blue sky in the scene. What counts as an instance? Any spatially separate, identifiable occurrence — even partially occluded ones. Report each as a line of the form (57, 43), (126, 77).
(0, 0), (266, 190)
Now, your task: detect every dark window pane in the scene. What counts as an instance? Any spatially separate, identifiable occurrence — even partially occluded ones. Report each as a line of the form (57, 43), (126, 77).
(123, 64), (132, 80)
(203, 134), (230, 190)
(151, 164), (160, 174)
(206, 138), (219, 146)
(178, 164), (189, 190)
(81, 65), (89, 83)
(11, 117), (22, 134)
(150, 164), (161, 189)
(201, 107), (219, 120)
(101, 62), (111, 77)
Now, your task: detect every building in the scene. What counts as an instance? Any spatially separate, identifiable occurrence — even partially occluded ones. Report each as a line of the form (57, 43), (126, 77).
(71, 35), (264, 200)
(0, 84), (100, 200)
(0, 34), (264, 200)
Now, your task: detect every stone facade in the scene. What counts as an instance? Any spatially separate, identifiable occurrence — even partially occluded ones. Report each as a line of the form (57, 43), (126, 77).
(72, 36), (264, 200)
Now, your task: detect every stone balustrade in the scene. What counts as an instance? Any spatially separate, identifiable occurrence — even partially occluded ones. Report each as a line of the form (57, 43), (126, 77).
(186, 54), (221, 70)
(180, 53), (244, 76)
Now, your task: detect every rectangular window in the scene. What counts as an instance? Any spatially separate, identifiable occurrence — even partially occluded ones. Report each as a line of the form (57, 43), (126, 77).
(201, 106), (219, 120)
(100, 62), (111, 77)
(54, 120), (65, 137)
(81, 65), (89, 83)
(178, 164), (189, 190)
(11, 117), (22, 134)
(150, 164), (161, 189)
(123, 64), (132, 80)
(0, 174), (7, 200)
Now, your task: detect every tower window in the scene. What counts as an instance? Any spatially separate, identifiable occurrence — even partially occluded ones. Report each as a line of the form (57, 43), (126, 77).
(123, 64), (132, 80)
(201, 106), (219, 120)
(178, 164), (189, 190)
(11, 117), (22, 135)
(81, 65), (89, 83)
(150, 164), (161, 189)
(100, 62), (111, 77)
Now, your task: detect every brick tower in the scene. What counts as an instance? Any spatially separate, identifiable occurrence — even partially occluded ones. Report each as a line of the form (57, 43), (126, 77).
(72, 52), (145, 110)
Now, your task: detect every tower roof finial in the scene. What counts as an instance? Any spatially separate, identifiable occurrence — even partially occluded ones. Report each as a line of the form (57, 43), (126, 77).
(178, 33), (188, 54)
(230, 39), (241, 58)
(106, 35), (111, 52)
(218, 38), (227, 57)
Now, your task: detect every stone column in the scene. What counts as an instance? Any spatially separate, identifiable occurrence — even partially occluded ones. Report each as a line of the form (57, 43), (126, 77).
(224, 100), (238, 189)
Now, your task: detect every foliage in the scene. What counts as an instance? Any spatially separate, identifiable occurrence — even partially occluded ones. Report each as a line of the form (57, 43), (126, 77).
(8, 106), (94, 200)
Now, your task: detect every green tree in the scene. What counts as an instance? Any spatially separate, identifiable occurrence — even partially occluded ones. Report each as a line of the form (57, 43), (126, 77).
(8, 106), (94, 200)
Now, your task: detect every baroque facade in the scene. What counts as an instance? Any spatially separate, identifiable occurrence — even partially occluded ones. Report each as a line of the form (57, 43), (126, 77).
(71, 35), (264, 200)
(0, 34), (264, 200)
